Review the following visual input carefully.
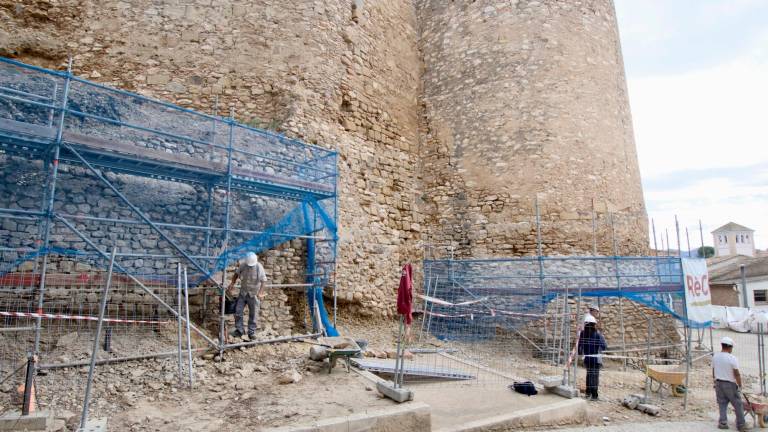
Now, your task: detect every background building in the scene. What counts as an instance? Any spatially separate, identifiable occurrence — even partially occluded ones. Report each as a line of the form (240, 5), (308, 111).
(712, 222), (756, 257)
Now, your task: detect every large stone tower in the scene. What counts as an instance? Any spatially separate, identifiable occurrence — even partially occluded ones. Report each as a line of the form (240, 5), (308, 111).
(416, 0), (647, 257)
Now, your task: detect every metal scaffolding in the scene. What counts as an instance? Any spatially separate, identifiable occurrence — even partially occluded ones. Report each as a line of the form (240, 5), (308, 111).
(0, 56), (340, 408)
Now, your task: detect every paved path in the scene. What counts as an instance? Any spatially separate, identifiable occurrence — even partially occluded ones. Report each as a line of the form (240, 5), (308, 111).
(542, 421), (742, 432)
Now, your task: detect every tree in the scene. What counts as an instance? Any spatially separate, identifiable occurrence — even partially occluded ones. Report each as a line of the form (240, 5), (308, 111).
(697, 246), (715, 258)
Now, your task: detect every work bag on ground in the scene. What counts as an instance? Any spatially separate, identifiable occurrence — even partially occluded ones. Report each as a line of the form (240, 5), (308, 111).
(510, 381), (538, 396)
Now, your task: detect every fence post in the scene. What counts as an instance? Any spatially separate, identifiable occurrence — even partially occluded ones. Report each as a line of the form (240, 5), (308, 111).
(644, 317), (652, 401)
(79, 247), (117, 430)
(21, 354), (36, 415)
(683, 323), (691, 410)
(759, 323), (765, 396)
(183, 266), (194, 388)
(177, 263), (184, 385)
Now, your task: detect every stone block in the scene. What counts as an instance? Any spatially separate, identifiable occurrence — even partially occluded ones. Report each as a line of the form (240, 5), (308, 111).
(147, 74), (171, 85)
(0, 411), (52, 431)
(375, 381), (413, 403)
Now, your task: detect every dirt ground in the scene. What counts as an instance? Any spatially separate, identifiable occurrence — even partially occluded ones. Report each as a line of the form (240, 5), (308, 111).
(0, 315), (745, 431)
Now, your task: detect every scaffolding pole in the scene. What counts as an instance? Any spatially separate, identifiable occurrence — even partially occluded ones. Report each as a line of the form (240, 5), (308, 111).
(535, 196), (548, 361)
(32, 58), (72, 354)
(219, 110), (236, 356)
(610, 213), (627, 369)
(79, 246), (116, 430)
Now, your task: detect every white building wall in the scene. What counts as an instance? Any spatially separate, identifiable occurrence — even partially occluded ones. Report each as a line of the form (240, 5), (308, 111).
(735, 278), (768, 308)
(713, 230), (755, 257)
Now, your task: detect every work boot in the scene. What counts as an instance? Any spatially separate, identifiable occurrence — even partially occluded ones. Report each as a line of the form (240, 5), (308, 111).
(717, 423), (728, 430)
(230, 329), (243, 338)
(248, 333), (256, 340)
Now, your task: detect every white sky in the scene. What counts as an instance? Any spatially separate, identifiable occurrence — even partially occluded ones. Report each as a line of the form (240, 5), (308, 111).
(615, 0), (768, 251)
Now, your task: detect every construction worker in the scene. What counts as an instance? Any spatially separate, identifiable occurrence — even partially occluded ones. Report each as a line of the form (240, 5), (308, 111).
(227, 252), (267, 340)
(713, 336), (746, 431)
(584, 304), (600, 324)
(578, 315), (607, 400)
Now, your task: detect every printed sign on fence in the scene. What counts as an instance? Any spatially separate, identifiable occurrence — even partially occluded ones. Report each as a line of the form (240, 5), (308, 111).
(682, 258), (712, 327)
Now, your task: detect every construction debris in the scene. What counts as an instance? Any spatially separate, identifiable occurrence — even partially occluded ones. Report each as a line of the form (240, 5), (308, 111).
(622, 394), (661, 416)
(277, 369), (302, 385)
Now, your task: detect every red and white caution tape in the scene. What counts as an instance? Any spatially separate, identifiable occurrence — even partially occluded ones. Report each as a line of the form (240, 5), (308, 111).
(0, 310), (170, 325)
(423, 309), (475, 319)
(418, 294), (488, 307)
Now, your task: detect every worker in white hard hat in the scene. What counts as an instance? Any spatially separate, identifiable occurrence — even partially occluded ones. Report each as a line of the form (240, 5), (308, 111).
(582, 304), (601, 332)
(584, 304), (600, 323)
(227, 252), (267, 341)
(578, 314), (607, 400)
(712, 336), (746, 431)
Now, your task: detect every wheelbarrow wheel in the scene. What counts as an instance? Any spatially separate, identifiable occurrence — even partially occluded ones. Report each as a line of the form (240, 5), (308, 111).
(759, 413), (767, 428)
(672, 385), (686, 397)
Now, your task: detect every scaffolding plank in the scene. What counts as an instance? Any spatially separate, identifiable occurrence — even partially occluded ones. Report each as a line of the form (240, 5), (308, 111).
(0, 117), (56, 140)
(0, 117), (334, 198)
(63, 130), (226, 173)
(350, 358), (475, 381)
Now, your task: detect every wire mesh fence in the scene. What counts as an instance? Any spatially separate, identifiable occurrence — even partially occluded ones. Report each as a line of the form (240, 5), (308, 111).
(372, 256), (692, 390)
(0, 249), (200, 423)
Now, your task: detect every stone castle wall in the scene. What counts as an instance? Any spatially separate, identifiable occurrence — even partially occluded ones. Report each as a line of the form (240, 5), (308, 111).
(0, 0), (648, 320)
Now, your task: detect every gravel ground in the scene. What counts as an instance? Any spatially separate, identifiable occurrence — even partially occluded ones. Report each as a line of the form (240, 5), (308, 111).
(541, 421), (740, 432)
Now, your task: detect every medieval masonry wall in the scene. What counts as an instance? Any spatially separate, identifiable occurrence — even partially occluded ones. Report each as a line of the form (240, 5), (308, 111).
(0, 0), (648, 322)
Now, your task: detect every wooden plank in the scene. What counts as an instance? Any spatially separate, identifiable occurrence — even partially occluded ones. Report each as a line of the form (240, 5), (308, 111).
(232, 166), (334, 193)
(0, 117), (56, 139)
(0, 116), (333, 193)
(63, 130), (226, 173)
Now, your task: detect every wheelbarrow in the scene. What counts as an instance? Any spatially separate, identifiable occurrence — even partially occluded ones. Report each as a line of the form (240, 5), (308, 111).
(646, 364), (686, 397)
(744, 392), (768, 428)
(317, 336), (362, 374)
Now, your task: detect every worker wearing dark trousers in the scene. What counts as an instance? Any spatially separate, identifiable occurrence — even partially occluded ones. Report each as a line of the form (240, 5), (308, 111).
(227, 252), (267, 340)
(713, 336), (746, 431)
(578, 315), (607, 400)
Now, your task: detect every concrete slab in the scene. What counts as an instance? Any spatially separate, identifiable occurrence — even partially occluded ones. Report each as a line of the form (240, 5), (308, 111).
(79, 418), (108, 432)
(415, 383), (586, 432)
(0, 411), (52, 431)
(263, 402), (431, 432)
(437, 398), (587, 432)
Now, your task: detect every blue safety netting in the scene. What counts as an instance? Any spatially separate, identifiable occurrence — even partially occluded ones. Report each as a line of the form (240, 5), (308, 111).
(421, 256), (698, 342)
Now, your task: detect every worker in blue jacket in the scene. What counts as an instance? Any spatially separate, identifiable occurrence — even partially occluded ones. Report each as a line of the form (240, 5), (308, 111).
(578, 314), (607, 400)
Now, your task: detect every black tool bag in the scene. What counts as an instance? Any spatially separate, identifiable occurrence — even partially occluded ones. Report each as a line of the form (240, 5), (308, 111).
(224, 296), (237, 315)
(510, 381), (538, 396)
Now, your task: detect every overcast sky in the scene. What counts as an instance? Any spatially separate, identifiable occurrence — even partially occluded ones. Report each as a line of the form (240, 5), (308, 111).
(614, 0), (768, 251)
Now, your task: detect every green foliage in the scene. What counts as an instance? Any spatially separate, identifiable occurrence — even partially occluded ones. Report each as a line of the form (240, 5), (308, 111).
(697, 246), (715, 258)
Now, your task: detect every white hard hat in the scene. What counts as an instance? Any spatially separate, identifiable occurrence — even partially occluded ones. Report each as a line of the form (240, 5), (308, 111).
(721, 337), (734, 346)
(584, 315), (597, 324)
(245, 252), (259, 267)
(588, 304), (600, 311)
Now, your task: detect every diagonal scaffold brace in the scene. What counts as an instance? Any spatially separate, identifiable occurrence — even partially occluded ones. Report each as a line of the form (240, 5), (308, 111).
(59, 142), (224, 291)
(54, 214), (219, 349)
